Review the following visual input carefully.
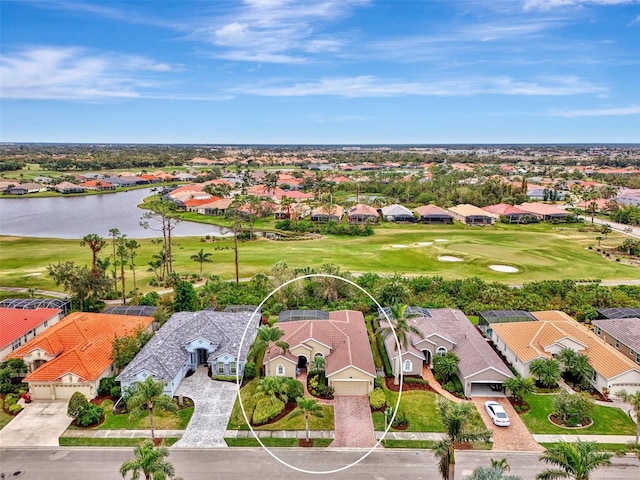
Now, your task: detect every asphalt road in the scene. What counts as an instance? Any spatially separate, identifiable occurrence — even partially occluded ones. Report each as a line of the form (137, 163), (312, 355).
(1, 448), (639, 480)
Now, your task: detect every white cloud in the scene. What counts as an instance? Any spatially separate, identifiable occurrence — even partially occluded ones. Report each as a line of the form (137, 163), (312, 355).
(233, 75), (604, 97)
(523, 0), (639, 11)
(0, 46), (224, 101)
(550, 105), (640, 116)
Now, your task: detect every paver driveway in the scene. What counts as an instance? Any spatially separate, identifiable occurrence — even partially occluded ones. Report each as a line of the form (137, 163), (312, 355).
(0, 401), (70, 447)
(330, 395), (376, 448)
(173, 368), (238, 448)
(472, 397), (543, 452)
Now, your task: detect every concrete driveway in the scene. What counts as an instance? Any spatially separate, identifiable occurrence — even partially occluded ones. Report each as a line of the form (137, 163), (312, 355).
(173, 368), (238, 448)
(330, 395), (376, 448)
(0, 401), (71, 447)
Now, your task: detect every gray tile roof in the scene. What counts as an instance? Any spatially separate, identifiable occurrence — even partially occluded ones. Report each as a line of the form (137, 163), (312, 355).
(117, 310), (259, 382)
(593, 318), (640, 352)
(382, 308), (513, 380)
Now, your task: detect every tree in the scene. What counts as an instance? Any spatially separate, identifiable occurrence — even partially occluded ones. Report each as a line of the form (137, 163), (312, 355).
(117, 240), (129, 305)
(466, 458), (522, 480)
(433, 397), (492, 480)
(109, 228), (122, 296)
(48, 261), (112, 311)
(112, 327), (152, 373)
(557, 349), (593, 390)
(504, 376), (535, 404)
(140, 200), (180, 281)
(173, 280), (200, 312)
(247, 325), (289, 362)
(433, 351), (460, 383)
(552, 391), (594, 427)
(67, 391), (90, 419)
(190, 248), (213, 279)
(600, 223), (612, 240)
(80, 233), (106, 271)
(376, 304), (422, 384)
(125, 239), (140, 304)
(125, 376), (178, 441)
(536, 440), (612, 480)
(615, 390), (640, 442)
(120, 440), (177, 480)
(530, 358), (561, 389)
(291, 396), (324, 442)
(253, 376), (289, 404)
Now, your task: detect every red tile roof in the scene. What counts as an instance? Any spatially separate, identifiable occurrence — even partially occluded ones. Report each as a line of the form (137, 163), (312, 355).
(482, 203), (528, 216)
(0, 308), (61, 349)
(11, 312), (153, 382)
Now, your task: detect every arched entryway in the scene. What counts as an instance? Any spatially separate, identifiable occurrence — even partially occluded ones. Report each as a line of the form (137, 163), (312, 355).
(422, 349), (431, 366)
(297, 355), (308, 369)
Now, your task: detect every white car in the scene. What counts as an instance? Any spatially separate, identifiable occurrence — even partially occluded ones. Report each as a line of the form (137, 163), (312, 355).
(484, 401), (510, 427)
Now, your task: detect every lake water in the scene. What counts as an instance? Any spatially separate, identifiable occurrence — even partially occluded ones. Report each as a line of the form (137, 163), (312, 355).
(0, 188), (230, 239)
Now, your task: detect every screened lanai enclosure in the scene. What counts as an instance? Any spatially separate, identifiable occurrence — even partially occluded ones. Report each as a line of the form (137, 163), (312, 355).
(0, 298), (71, 317)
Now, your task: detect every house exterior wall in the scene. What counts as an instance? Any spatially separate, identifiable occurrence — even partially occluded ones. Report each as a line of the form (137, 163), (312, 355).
(28, 366), (109, 400)
(391, 351), (424, 376)
(264, 358), (296, 378)
(329, 366), (374, 394)
(596, 327), (639, 364)
(211, 353), (243, 377)
(302, 339), (332, 357)
(1, 313), (62, 361)
(607, 370), (640, 395)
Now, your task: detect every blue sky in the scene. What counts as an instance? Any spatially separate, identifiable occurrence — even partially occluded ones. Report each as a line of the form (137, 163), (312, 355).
(1, 0), (639, 144)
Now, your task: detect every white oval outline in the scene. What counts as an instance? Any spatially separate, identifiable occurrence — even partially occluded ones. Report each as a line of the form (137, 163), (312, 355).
(236, 273), (404, 475)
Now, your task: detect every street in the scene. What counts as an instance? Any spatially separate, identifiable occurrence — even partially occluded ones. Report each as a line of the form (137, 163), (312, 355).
(1, 448), (638, 480)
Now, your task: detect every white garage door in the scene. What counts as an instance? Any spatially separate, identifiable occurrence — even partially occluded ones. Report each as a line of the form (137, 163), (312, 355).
(332, 380), (369, 395)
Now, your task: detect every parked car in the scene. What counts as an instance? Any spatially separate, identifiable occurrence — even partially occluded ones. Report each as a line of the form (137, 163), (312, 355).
(484, 400), (510, 426)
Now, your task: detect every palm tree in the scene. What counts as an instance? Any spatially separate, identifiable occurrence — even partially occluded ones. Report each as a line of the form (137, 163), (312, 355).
(467, 458), (522, 480)
(433, 397), (492, 480)
(530, 358), (561, 389)
(557, 349), (593, 389)
(80, 233), (106, 271)
(125, 376), (178, 441)
(291, 396), (324, 442)
(119, 440), (176, 480)
(190, 248), (213, 279)
(504, 376), (535, 404)
(615, 390), (640, 442)
(536, 440), (612, 480)
(433, 352), (460, 384)
(254, 376), (288, 404)
(376, 304), (422, 385)
(247, 325), (289, 363)
(109, 228), (122, 295)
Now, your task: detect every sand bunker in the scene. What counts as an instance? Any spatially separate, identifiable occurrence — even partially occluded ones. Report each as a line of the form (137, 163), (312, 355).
(489, 265), (519, 273)
(24, 273), (43, 277)
(438, 255), (464, 262)
(435, 239), (448, 242)
(392, 244), (408, 248)
(416, 242), (433, 246)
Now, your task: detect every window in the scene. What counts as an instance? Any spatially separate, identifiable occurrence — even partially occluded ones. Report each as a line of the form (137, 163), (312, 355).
(217, 362), (224, 375)
(314, 352), (324, 358)
(44, 320), (48, 327)
(595, 327), (601, 335)
(230, 362), (237, 375)
(591, 370), (597, 381)
(403, 360), (412, 372)
(276, 364), (284, 376)
(615, 340), (619, 349)
(636, 353), (640, 365)
(436, 347), (447, 356)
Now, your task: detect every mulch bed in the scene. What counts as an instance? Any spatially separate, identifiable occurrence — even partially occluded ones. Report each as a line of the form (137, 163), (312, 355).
(548, 414), (593, 429)
(251, 400), (296, 427)
(385, 377), (438, 394)
(453, 441), (474, 450)
(507, 398), (531, 414)
(391, 422), (409, 431)
(299, 438), (314, 447)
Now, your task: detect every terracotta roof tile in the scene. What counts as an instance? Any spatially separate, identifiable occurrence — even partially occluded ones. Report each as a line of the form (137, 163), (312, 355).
(0, 308), (61, 349)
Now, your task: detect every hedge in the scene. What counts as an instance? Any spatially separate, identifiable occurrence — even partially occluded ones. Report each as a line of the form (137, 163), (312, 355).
(369, 388), (386, 410)
(252, 397), (285, 425)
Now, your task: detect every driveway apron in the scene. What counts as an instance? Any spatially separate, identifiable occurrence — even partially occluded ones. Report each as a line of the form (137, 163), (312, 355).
(471, 397), (544, 452)
(173, 368), (238, 448)
(330, 395), (376, 448)
(0, 401), (71, 447)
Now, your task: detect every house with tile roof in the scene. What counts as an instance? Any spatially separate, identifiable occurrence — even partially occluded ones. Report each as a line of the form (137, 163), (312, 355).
(263, 310), (376, 395)
(414, 205), (454, 224)
(380, 308), (513, 397)
(518, 203), (569, 221)
(0, 308), (62, 361)
(10, 312), (153, 400)
(482, 203), (533, 223)
(310, 205), (344, 222)
(593, 318), (640, 366)
(347, 204), (379, 224)
(447, 204), (496, 225)
(490, 310), (640, 395)
(118, 311), (259, 397)
(54, 181), (86, 194)
(381, 204), (415, 223)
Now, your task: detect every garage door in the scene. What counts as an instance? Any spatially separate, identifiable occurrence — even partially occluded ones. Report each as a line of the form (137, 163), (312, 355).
(332, 380), (369, 395)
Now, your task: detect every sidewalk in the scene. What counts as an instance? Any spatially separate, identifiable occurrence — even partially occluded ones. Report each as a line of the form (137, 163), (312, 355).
(62, 429), (184, 438)
(533, 434), (636, 444)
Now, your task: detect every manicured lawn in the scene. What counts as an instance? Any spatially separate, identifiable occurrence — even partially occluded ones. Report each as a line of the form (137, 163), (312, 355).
(520, 394), (636, 435)
(227, 378), (334, 431)
(0, 398), (15, 430)
(59, 437), (179, 447)
(225, 438), (333, 447)
(371, 386), (485, 433)
(1, 221), (637, 291)
(66, 399), (194, 431)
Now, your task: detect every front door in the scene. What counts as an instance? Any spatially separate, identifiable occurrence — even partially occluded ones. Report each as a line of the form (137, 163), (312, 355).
(196, 348), (208, 365)
(423, 350), (431, 366)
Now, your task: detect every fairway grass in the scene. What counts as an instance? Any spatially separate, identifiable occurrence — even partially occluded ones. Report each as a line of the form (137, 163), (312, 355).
(1, 222), (637, 292)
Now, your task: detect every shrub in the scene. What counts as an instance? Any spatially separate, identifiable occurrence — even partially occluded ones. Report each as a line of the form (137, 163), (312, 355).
(110, 386), (122, 399)
(211, 375), (238, 382)
(252, 397), (285, 425)
(4, 394), (17, 407)
(67, 392), (89, 418)
(283, 378), (304, 401)
(8, 404), (23, 414)
(443, 377), (464, 396)
(98, 376), (118, 396)
(369, 388), (386, 410)
(404, 377), (429, 386)
(391, 409), (407, 428)
(76, 404), (104, 427)
(374, 377), (384, 389)
(243, 362), (256, 380)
